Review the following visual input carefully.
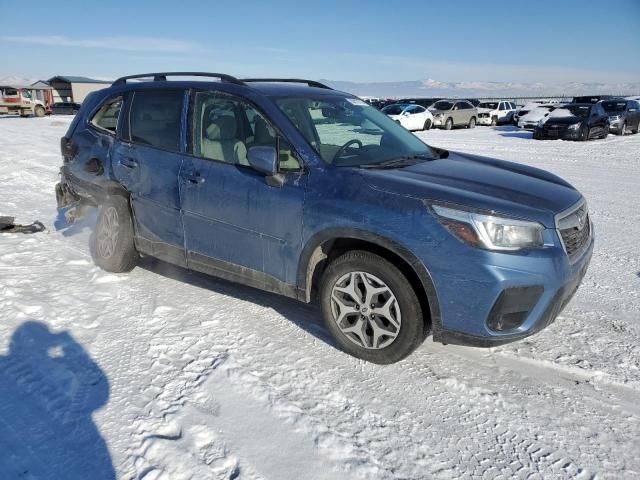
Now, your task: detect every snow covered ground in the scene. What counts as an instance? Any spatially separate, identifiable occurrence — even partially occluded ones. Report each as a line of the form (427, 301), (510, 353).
(1, 116), (639, 479)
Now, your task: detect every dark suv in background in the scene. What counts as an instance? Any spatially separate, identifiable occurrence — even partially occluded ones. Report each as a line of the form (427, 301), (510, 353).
(55, 72), (593, 364)
(600, 99), (640, 135)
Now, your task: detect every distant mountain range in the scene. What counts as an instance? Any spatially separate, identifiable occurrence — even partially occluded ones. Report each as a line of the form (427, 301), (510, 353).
(322, 78), (640, 98)
(3, 75), (639, 99)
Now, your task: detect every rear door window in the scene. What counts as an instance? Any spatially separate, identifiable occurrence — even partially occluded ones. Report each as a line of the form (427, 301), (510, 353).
(128, 90), (184, 152)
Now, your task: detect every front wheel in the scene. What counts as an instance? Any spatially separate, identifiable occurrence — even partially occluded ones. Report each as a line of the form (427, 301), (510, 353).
(422, 118), (432, 131)
(319, 250), (426, 364)
(34, 106), (46, 117)
(92, 196), (138, 272)
(579, 125), (590, 141)
(444, 117), (453, 130)
(490, 116), (497, 126)
(618, 122), (626, 136)
(468, 117), (476, 129)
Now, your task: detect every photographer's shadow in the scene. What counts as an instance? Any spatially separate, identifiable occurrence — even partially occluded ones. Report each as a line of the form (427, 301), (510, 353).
(0, 321), (114, 479)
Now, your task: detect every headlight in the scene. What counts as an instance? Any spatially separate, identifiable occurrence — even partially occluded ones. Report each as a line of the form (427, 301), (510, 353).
(428, 203), (545, 250)
(434, 113), (443, 118)
(567, 123), (581, 130)
(537, 119), (546, 128)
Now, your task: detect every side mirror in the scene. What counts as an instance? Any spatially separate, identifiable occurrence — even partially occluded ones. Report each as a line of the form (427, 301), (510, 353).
(247, 146), (277, 176)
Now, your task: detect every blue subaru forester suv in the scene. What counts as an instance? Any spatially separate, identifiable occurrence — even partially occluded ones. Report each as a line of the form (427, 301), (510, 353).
(55, 73), (594, 364)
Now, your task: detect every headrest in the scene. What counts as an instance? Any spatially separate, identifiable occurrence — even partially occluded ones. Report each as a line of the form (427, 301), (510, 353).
(253, 117), (274, 144)
(206, 115), (236, 141)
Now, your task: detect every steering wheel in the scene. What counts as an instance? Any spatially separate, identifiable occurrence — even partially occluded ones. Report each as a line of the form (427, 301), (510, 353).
(333, 139), (363, 163)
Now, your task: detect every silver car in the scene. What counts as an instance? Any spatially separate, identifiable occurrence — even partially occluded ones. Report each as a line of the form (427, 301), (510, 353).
(429, 99), (478, 130)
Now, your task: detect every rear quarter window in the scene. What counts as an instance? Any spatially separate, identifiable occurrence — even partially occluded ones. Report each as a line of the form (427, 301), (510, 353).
(91, 97), (123, 134)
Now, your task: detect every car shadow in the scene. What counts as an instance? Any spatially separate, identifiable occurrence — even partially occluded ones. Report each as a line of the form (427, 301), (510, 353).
(138, 257), (338, 350)
(0, 321), (115, 479)
(495, 125), (533, 139)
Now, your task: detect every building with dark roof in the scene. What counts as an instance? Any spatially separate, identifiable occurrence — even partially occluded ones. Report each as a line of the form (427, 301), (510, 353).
(47, 76), (111, 103)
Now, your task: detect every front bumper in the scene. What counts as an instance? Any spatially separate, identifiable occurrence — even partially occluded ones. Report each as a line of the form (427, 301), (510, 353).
(534, 125), (581, 140)
(423, 223), (594, 348)
(476, 115), (494, 126)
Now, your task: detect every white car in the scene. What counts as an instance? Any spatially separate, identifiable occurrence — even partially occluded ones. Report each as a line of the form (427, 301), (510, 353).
(476, 100), (517, 126)
(518, 104), (558, 130)
(381, 103), (434, 131)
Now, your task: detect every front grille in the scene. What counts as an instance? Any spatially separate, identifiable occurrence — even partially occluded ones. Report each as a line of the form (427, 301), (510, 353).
(557, 203), (591, 260)
(478, 113), (489, 118)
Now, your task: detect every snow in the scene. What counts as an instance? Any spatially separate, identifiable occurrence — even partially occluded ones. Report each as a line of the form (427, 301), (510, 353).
(1, 116), (639, 479)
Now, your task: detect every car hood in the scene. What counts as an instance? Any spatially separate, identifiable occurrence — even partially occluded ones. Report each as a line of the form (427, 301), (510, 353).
(476, 107), (496, 114)
(359, 151), (581, 227)
(543, 116), (583, 125)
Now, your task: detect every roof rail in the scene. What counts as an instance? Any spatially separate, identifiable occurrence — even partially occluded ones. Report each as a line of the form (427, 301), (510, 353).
(111, 72), (245, 86)
(241, 78), (332, 90)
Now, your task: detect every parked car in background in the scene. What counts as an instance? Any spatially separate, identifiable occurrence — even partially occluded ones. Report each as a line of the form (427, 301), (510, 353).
(476, 101), (517, 126)
(429, 99), (477, 129)
(600, 99), (640, 135)
(396, 98), (442, 108)
(381, 103), (433, 130)
(518, 104), (558, 130)
(533, 103), (609, 141)
(466, 98), (481, 107)
(52, 102), (82, 115)
(55, 72), (593, 364)
(571, 95), (612, 104)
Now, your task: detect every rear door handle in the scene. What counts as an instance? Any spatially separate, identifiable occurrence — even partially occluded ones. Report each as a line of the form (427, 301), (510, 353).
(183, 172), (205, 184)
(120, 158), (138, 169)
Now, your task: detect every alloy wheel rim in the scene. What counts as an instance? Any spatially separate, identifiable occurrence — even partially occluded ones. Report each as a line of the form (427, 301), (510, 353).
(330, 271), (402, 350)
(97, 206), (119, 259)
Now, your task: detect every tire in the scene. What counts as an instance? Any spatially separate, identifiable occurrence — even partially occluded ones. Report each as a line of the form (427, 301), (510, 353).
(34, 106), (45, 117)
(444, 117), (453, 130)
(617, 122), (626, 136)
(319, 250), (426, 364)
(92, 196), (138, 273)
(579, 125), (589, 141)
(468, 117), (476, 129)
(490, 116), (497, 126)
(632, 121), (639, 134)
(422, 118), (432, 131)
(601, 125), (609, 139)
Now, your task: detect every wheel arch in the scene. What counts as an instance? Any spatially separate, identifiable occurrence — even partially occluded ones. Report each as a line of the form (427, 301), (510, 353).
(297, 228), (441, 332)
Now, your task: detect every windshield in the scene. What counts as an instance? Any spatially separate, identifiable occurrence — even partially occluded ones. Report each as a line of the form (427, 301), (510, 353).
(431, 101), (453, 111)
(479, 102), (499, 109)
(601, 101), (627, 113)
(381, 104), (407, 115)
(562, 104), (591, 117)
(274, 95), (436, 166)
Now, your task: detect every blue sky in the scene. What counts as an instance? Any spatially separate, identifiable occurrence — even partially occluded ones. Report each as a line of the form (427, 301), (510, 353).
(2, 0), (639, 83)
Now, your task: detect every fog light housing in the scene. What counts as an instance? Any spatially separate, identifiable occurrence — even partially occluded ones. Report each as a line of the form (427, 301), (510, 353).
(487, 286), (544, 332)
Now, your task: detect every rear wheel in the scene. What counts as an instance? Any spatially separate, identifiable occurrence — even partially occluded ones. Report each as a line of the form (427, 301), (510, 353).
(468, 117), (476, 129)
(632, 121), (639, 134)
(319, 250), (426, 364)
(422, 118), (432, 131)
(444, 117), (453, 130)
(92, 196), (138, 273)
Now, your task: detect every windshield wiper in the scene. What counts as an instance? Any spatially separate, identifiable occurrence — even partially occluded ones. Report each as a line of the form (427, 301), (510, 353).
(359, 154), (438, 169)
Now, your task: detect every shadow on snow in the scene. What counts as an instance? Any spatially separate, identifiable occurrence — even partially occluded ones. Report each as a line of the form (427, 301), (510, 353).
(0, 321), (115, 479)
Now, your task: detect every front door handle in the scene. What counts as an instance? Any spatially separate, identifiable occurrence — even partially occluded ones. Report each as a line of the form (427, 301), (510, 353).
(120, 157), (138, 169)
